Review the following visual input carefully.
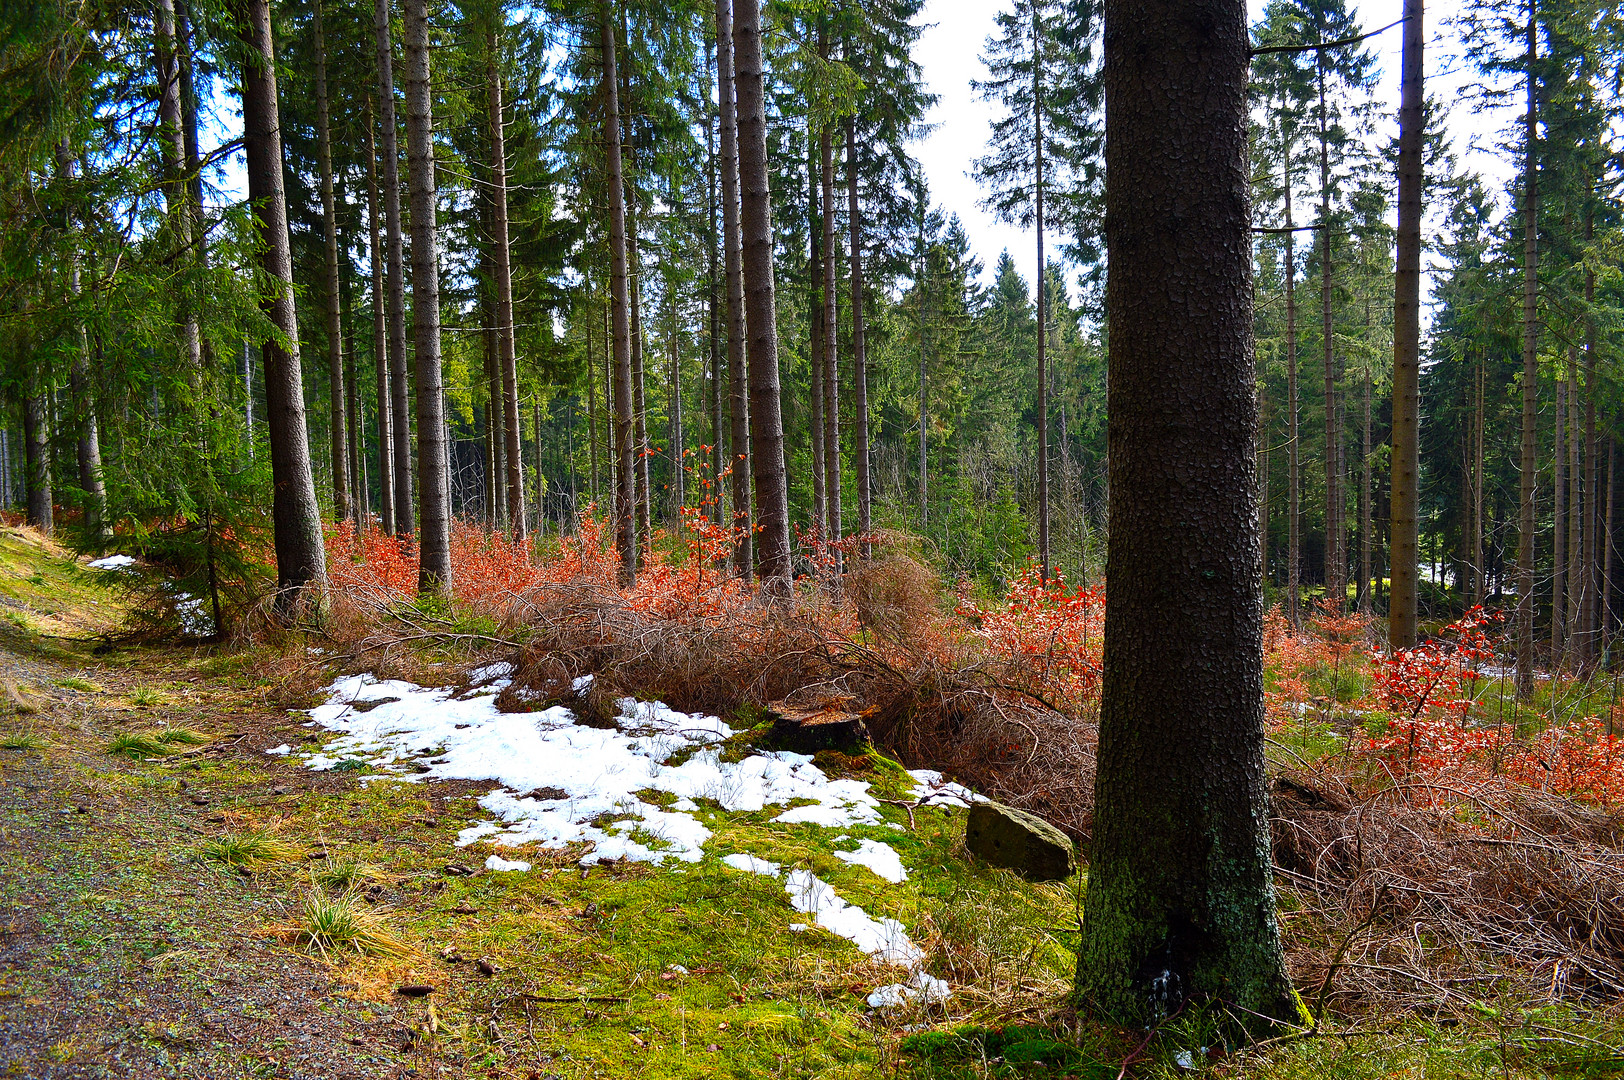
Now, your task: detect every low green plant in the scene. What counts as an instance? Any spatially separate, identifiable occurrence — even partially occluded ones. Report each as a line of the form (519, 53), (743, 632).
(0, 731), (45, 751)
(295, 891), (413, 960)
(129, 687), (169, 708)
(106, 732), (171, 758)
(154, 727), (208, 746)
(194, 832), (300, 871)
(312, 858), (373, 891)
(56, 677), (101, 693)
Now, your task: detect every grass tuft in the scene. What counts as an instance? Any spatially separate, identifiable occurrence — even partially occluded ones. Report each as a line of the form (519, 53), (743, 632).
(129, 687), (168, 708)
(312, 858), (377, 892)
(0, 731), (45, 751)
(294, 891), (414, 960)
(194, 832), (300, 871)
(106, 731), (170, 758)
(56, 677), (101, 693)
(154, 727), (209, 746)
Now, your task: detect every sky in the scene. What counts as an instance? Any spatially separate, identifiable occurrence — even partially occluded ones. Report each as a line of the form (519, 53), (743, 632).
(910, 0), (1524, 292)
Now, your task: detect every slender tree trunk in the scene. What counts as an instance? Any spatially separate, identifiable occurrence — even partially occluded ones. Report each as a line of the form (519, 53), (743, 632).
(807, 127), (827, 547)
(23, 370), (51, 535)
(488, 24), (525, 540)
(821, 119), (841, 567)
(846, 117), (871, 557)
(1583, 230), (1599, 666)
(706, 42), (724, 496)
(1606, 435), (1616, 647)
(1568, 351), (1582, 669)
(1389, 0), (1422, 643)
(600, 0), (636, 583)
(629, 210), (651, 545)
(375, 0), (414, 536)
(346, 278), (365, 530)
(918, 206), (929, 528)
(587, 291), (600, 504)
(1317, 52), (1341, 606)
(312, 0), (349, 522)
(668, 281), (684, 520)
(1360, 361), (1371, 612)
(716, 0), (751, 578)
(1078, 0), (1295, 1028)
(237, 0), (327, 603)
(156, 0), (202, 377)
(1472, 358), (1484, 604)
(1554, 378), (1566, 663)
(1284, 133), (1300, 626)
(1516, 1), (1539, 695)
(57, 144), (108, 545)
(402, 0), (450, 592)
(1033, 6), (1049, 582)
(733, 0), (791, 596)
(365, 97), (395, 535)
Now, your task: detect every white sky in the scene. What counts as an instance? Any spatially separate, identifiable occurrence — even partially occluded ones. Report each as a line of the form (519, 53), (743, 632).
(911, 0), (1523, 291)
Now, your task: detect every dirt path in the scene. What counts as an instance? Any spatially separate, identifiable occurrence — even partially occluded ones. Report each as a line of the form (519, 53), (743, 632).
(0, 533), (455, 1080)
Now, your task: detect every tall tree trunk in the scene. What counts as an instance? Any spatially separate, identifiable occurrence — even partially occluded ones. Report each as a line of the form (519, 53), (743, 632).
(1568, 351), (1582, 669)
(600, 0), (637, 583)
(1472, 357), (1484, 604)
(365, 96), (396, 535)
(488, 24), (525, 541)
(807, 127), (827, 546)
(1360, 360), (1371, 612)
(375, 0), (414, 536)
(1515, 0), (1538, 696)
(628, 203), (651, 545)
(587, 291), (600, 504)
(1554, 378), (1566, 663)
(716, 0), (751, 578)
(402, 0), (451, 593)
(1583, 224), (1598, 666)
(1606, 435), (1616, 646)
(1078, 0), (1295, 1028)
(156, 0), (202, 376)
(733, 0), (791, 596)
(57, 144), (108, 545)
(345, 275), (365, 530)
(707, 41), (724, 497)
(918, 204), (929, 527)
(1317, 51), (1341, 606)
(237, 0), (327, 604)
(668, 281), (684, 520)
(1284, 128), (1300, 625)
(313, 0), (349, 522)
(1389, 0), (1422, 645)
(821, 119), (841, 568)
(1033, 6), (1050, 582)
(846, 117), (871, 557)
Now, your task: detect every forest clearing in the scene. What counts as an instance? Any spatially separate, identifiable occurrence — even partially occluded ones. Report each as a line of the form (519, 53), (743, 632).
(5, 0), (1624, 1074)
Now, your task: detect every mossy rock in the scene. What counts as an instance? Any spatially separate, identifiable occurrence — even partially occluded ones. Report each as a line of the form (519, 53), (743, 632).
(965, 800), (1075, 882)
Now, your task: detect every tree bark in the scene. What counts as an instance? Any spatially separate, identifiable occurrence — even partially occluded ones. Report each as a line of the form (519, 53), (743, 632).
(375, 0), (414, 536)
(1077, 0), (1296, 1030)
(821, 117), (841, 567)
(23, 372), (51, 535)
(402, 0), (451, 592)
(1317, 50), (1341, 605)
(365, 96), (396, 535)
(1583, 220), (1598, 666)
(600, 0), (637, 583)
(808, 126), (827, 547)
(1515, 0), (1539, 694)
(1389, 0), (1422, 645)
(57, 143), (109, 545)
(1284, 126), (1300, 626)
(1033, 5), (1050, 582)
(733, 0), (791, 596)
(313, 0), (349, 522)
(237, 0), (328, 604)
(1568, 351), (1582, 669)
(846, 117), (871, 558)
(716, 0), (751, 578)
(488, 23), (525, 540)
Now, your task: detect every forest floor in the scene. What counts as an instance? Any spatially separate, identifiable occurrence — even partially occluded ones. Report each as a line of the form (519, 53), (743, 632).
(3, 526), (1624, 1080)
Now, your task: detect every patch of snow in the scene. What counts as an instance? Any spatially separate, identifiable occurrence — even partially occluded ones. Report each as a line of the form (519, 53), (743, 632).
(1174, 1050), (1196, 1071)
(907, 769), (987, 808)
(722, 853), (782, 876)
(87, 554), (136, 570)
(266, 744), (292, 756)
(485, 855), (531, 872)
(470, 661), (515, 684)
(302, 675), (893, 866)
(867, 971), (952, 1009)
(572, 675), (594, 692)
(785, 869), (923, 967)
(834, 838), (908, 884)
(788, 922), (809, 932)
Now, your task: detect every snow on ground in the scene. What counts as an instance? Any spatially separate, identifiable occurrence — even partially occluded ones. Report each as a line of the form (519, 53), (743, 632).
(298, 669), (972, 988)
(86, 554), (136, 570)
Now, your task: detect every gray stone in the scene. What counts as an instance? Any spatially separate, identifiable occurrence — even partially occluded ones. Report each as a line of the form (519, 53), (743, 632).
(965, 800), (1076, 881)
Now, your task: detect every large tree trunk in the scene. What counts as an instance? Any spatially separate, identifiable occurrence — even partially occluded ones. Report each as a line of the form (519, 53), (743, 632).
(821, 118), (841, 567)
(345, 273), (365, 530)
(600, 0), (637, 583)
(733, 0), (791, 596)
(238, 0), (328, 604)
(1568, 352), (1582, 668)
(488, 24), (525, 541)
(156, 0), (202, 376)
(1077, 0), (1296, 1030)
(375, 0), (414, 536)
(1516, 1), (1538, 696)
(1554, 378), (1566, 663)
(1389, 0), (1422, 643)
(706, 47), (724, 498)
(313, 0), (349, 522)
(1582, 229), (1598, 667)
(402, 0), (451, 593)
(365, 96), (396, 535)
(846, 117), (871, 557)
(1033, 6), (1049, 582)
(1360, 359), (1371, 611)
(716, 0), (751, 578)
(23, 373), (51, 535)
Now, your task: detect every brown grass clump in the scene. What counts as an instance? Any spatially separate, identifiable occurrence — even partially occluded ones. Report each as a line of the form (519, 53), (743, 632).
(846, 555), (942, 640)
